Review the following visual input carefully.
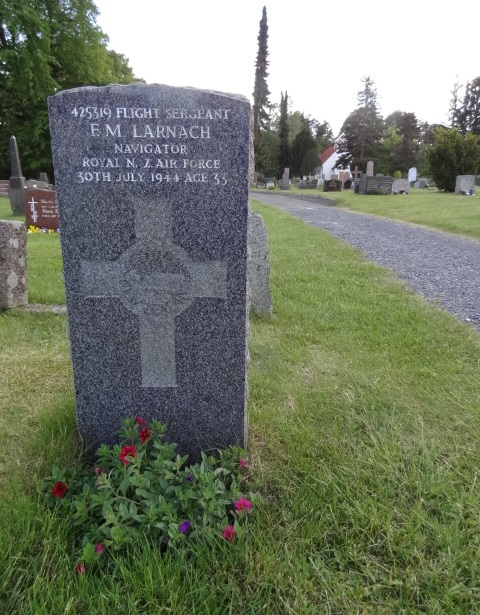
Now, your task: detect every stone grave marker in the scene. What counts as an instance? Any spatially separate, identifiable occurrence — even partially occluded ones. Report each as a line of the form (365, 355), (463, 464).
(48, 83), (250, 458)
(281, 167), (290, 190)
(366, 160), (374, 176)
(25, 188), (59, 230)
(8, 136), (26, 215)
(0, 180), (10, 196)
(0, 220), (28, 308)
(323, 179), (342, 192)
(408, 167), (417, 184)
(358, 175), (394, 195)
(392, 179), (410, 194)
(247, 211), (272, 315)
(455, 175), (475, 194)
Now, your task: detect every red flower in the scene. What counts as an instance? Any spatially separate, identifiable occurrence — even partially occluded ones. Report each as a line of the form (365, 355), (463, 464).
(139, 427), (151, 443)
(238, 458), (249, 469)
(51, 481), (68, 498)
(135, 416), (148, 427)
(74, 562), (86, 575)
(221, 525), (236, 542)
(234, 497), (251, 513)
(118, 445), (136, 465)
(94, 543), (105, 555)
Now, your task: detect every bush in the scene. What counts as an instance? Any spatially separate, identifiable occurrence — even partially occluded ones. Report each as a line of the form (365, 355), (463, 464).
(426, 128), (480, 192)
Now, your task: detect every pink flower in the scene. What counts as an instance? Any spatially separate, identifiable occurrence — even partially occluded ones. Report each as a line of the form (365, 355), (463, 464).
(139, 427), (151, 443)
(74, 562), (86, 575)
(118, 445), (136, 465)
(135, 416), (148, 426)
(94, 543), (105, 555)
(51, 481), (68, 498)
(235, 497), (251, 513)
(241, 476), (248, 486)
(221, 525), (236, 542)
(238, 458), (249, 469)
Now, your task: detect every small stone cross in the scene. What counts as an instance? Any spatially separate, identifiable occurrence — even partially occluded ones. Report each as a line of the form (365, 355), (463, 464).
(81, 199), (227, 387)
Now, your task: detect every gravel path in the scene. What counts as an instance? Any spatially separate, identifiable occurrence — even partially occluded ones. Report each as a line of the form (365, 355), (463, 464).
(252, 192), (480, 332)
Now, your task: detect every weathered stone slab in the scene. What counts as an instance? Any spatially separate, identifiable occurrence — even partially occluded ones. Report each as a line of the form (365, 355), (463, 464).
(455, 175), (475, 194)
(0, 220), (28, 308)
(48, 83), (250, 457)
(247, 211), (272, 315)
(392, 179), (410, 194)
(24, 188), (59, 230)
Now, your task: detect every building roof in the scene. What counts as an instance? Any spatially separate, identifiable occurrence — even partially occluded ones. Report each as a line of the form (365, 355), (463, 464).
(319, 144), (335, 165)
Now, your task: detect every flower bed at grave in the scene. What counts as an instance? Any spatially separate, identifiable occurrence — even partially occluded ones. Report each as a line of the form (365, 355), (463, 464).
(41, 416), (260, 575)
(27, 225), (59, 234)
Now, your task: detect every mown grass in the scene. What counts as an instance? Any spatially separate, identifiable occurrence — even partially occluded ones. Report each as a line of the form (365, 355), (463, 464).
(257, 186), (480, 240)
(1, 197), (480, 612)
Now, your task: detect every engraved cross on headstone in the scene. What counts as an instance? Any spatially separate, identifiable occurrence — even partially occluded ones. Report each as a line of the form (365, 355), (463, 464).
(81, 199), (227, 387)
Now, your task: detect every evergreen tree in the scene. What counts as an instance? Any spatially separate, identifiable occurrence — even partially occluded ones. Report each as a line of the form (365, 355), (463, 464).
(0, 0), (139, 178)
(252, 5), (270, 172)
(277, 91), (289, 177)
(290, 114), (318, 177)
(381, 111), (420, 174)
(335, 76), (384, 171)
(460, 78), (480, 135)
(449, 79), (463, 130)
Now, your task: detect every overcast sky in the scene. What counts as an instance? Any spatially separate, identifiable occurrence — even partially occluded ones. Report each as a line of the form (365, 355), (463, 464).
(94, 0), (480, 136)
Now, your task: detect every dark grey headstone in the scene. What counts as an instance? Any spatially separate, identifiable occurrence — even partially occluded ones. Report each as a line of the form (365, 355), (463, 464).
(0, 220), (28, 308)
(48, 83), (250, 458)
(358, 175), (394, 195)
(8, 136), (26, 215)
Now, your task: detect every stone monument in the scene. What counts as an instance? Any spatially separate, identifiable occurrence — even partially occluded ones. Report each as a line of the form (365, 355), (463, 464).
(8, 136), (26, 215)
(366, 161), (374, 176)
(247, 211), (272, 315)
(48, 83), (250, 458)
(0, 220), (28, 308)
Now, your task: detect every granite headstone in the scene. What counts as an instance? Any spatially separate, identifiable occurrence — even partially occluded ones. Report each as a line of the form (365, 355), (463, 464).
(24, 188), (59, 230)
(408, 167), (417, 183)
(0, 180), (10, 196)
(358, 175), (394, 195)
(455, 175), (475, 194)
(0, 220), (28, 308)
(366, 161), (374, 176)
(8, 136), (26, 215)
(392, 179), (410, 194)
(247, 211), (272, 315)
(48, 83), (250, 458)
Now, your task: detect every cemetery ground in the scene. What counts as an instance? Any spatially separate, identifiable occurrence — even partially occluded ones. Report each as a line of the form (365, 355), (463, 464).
(1, 195), (480, 613)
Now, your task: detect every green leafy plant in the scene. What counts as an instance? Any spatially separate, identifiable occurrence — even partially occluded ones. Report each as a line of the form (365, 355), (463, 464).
(40, 416), (258, 573)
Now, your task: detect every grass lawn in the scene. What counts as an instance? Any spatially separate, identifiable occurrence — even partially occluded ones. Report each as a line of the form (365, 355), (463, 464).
(256, 186), (480, 240)
(1, 196), (480, 612)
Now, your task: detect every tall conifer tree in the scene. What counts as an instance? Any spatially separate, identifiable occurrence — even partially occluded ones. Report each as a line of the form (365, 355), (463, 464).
(252, 5), (270, 171)
(278, 91), (290, 176)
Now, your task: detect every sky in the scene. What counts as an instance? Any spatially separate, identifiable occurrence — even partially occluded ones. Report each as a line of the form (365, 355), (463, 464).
(94, 0), (480, 137)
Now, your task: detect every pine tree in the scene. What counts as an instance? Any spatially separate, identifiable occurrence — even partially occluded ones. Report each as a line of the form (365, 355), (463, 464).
(335, 76), (384, 171)
(252, 5), (270, 172)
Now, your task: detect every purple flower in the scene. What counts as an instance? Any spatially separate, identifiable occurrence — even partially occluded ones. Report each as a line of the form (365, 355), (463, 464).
(186, 474), (194, 482)
(179, 520), (191, 534)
